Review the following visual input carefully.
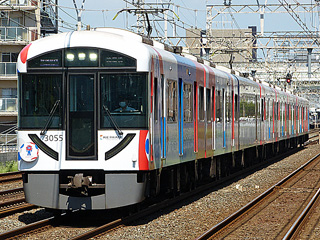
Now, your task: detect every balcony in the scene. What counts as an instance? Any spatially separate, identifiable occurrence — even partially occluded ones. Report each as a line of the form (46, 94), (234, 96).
(0, 62), (17, 76)
(2, 0), (28, 5)
(0, 0), (38, 10)
(0, 26), (38, 42)
(0, 98), (18, 112)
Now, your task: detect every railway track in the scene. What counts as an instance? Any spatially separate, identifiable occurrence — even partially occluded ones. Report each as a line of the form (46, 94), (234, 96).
(308, 129), (320, 145)
(0, 144), (314, 239)
(0, 187), (36, 218)
(0, 147), (306, 239)
(196, 152), (320, 240)
(0, 172), (22, 184)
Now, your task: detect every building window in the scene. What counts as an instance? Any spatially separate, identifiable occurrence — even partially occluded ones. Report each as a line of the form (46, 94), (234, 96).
(2, 88), (17, 98)
(2, 53), (19, 62)
(1, 17), (21, 27)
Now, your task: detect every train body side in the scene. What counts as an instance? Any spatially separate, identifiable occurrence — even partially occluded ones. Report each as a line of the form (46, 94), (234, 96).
(17, 28), (309, 210)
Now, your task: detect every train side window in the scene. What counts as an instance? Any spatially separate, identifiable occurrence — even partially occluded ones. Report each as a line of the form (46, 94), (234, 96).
(222, 89), (225, 123)
(279, 101), (282, 124)
(199, 86), (205, 121)
(275, 101), (278, 121)
(261, 98), (264, 121)
(167, 80), (177, 122)
(206, 88), (211, 122)
(212, 86), (215, 121)
(235, 93), (238, 122)
(154, 77), (158, 122)
(183, 83), (193, 122)
(266, 99), (269, 123)
(255, 95), (259, 120)
(226, 89), (231, 123)
(216, 90), (221, 122)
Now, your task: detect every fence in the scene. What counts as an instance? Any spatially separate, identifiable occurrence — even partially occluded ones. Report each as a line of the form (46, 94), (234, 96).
(0, 126), (17, 153)
(0, 26), (38, 42)
(0, 62), (17, 76)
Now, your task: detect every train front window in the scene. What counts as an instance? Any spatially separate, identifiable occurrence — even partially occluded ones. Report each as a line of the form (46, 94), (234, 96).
(100, 73), (148, 129)
(19, 74), (62, 129)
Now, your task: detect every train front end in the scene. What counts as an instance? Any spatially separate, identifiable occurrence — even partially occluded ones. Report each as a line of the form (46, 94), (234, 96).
(17, 30), (151, 210)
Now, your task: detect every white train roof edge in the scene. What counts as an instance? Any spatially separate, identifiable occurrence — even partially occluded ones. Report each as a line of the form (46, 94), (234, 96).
(17, 28), (155, 73)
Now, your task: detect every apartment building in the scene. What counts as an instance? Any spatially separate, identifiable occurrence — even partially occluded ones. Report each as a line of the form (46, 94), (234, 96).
(0, 0), (57, 132)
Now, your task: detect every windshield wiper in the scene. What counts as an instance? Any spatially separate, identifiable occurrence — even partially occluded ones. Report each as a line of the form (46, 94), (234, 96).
(40, 100), (60, 136)
(103, 105), (123, 136)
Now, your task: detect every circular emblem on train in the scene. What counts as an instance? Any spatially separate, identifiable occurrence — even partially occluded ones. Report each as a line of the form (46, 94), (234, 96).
(19, 142), (39, 162)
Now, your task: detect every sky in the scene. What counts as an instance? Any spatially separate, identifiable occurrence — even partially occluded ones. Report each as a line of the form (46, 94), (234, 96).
(58, 0), (320, 34)
(56, 0), (320, 62)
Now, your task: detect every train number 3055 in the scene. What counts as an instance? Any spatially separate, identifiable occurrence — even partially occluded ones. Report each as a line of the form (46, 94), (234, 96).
(43, 135), (63, 142)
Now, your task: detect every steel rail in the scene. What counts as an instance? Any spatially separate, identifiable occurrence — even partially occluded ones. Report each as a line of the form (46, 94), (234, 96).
(282, 187), (320, 240)
(0, 187), (24, 196)
(0, 171), (20, 177)
(0, 200), (35, 218)
(0, 172), (22, 183)
(196, 152), (320, 240)
(0, 197), (26, 208)
(0, 187), (36, 218)
(0, 216), (55, 239)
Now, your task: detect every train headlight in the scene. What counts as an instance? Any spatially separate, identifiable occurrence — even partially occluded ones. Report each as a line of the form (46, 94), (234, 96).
(66, 53), (74, 61)
(78, 53), (86, 60)
(89, 53), (97, 61)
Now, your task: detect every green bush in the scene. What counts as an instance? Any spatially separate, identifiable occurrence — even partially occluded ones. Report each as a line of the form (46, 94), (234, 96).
(0, 161), (18, 173)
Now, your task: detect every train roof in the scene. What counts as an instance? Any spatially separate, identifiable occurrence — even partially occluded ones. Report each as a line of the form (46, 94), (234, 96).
(16, 28), (309, 105)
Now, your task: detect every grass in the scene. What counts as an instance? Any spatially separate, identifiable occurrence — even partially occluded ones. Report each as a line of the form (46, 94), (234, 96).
(0, 161), (18, 173)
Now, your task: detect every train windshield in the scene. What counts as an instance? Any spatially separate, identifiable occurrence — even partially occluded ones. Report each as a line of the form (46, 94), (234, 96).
(19, 74), (62, 129)
(100, 73), (148, 129)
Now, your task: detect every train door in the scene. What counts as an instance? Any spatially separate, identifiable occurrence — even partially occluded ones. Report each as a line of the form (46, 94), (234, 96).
(212, 86), (216, 150)
(260, 97), (265, 143)
(234, 91), (239, 149)
(223, 88), (226, 148)
(161, 75), (166, 159)
(67, 74), (97, 159)
(206, 87), (212, 155)
(255, 94), (258, 142)
(198, 85), (205, 157)
(194, 82), (198, 153)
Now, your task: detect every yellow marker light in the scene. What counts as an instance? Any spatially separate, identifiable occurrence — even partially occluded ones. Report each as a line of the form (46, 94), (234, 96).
(78, 53), (86, 60)
(89, 53), (98, 61)
(66, 53), (74, 61)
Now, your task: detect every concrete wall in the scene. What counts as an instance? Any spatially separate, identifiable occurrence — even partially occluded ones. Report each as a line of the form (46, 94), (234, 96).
(0, 151), (17, 163)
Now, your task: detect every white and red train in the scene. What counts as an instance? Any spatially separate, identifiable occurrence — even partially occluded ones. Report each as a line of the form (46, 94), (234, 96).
(17, 28), (309, 210)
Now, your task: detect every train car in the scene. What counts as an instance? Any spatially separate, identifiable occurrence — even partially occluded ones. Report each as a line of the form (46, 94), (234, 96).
(17, 28), (309, 211)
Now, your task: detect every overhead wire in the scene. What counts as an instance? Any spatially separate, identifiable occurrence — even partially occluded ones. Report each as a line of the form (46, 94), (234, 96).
(122, 0), (204, 43)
